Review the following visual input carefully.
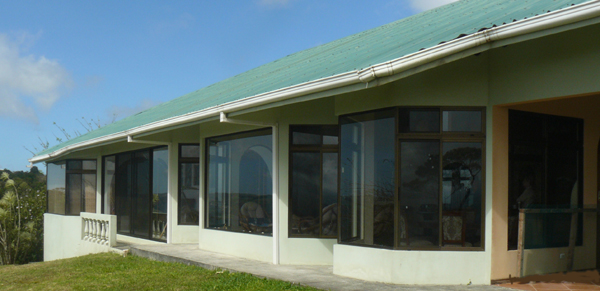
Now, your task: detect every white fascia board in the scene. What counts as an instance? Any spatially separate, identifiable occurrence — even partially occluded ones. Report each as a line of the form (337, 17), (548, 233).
(29, 0), (600, 164)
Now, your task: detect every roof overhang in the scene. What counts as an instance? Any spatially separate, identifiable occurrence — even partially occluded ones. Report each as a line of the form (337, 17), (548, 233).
(30, 0), (600, 164)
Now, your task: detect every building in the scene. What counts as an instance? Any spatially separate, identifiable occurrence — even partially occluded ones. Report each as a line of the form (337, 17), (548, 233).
(32, 0), (600, 285)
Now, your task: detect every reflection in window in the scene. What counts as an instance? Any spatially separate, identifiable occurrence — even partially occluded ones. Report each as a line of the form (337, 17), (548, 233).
(103, 156), (116, 215)
(178, 144), (200, 225)
(442, 142), (482, 247)
(508, 110), (583, 250)
(152, 148), (168, 241)
(442, 110), (482, 132)
(289, 125), (339, 238)
(206, 129), (273, 235)
(47, 162), (66, 215)
(400, 141), (439, 247)
(47, 160), (96, 215)
(399, 109), (440, 133)
(339, 107), (484, 250)
(108, 147), (169, 241)
(340, 110), (395, 247)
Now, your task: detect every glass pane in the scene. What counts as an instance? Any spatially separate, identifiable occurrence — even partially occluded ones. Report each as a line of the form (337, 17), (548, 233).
(509, 110), (545, 142)
(290, 152), (321, 236)
(400, 141), (439, 247)
(399, 109), (440, 133)
(442, 111), (482, 132)
(321, 153), (338, 237)
(291, 125), (339, 145)
(181, 145), (200, 158)
(442, 142), (482, 247)
(178, 162), (200, 225)
(152, 148), (169, 241)
(67, 160), (82, 170)
(83, 174), (96, 213)
(83, 160), (97, 170)
(47, 162), (66, 215)
(206, 129), (273, 234)
(103, 156), (116, 215)
(67, 173), (82, 215)
(133, 151), (150, 237)
(292, 131), (321, 145)
(340, 109), (395, 247)
(507, 145), (544, 250)
(116, 153), (131, 234)
(323, 135), (339, 145)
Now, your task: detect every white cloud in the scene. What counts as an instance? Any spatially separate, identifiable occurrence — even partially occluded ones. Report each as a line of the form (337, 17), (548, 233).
(407, 0), (459, 12)
(107, 99), (160, 122)
(0, 33), (72, 122)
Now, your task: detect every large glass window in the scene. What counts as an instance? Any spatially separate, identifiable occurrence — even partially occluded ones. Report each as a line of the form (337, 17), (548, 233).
(46, 160), (96, 215)
(340, 107), (485, 250)
(289, 125), (338, 238)
(399, 141), (439, 247)
(507, 110), (583, 250)
(178, 144), (200, 225)
(104, 146), (168, 241)
(340, 109), (396, 248)
(47, 162), (66, 214)
(103, 156), (116, 215)
(206, 129), (273, 235)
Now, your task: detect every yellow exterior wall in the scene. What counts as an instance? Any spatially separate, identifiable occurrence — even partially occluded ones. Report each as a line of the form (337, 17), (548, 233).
(488, 21), (600, 279)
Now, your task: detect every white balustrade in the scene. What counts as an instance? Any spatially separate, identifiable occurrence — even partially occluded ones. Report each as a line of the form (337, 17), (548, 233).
(81, 212), (117, 247)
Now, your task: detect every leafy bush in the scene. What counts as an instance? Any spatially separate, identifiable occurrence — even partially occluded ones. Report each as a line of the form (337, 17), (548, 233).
(0, 168), (46, 264)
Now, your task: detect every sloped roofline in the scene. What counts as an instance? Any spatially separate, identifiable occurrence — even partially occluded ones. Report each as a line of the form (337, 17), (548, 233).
(30, 0), (600, 164)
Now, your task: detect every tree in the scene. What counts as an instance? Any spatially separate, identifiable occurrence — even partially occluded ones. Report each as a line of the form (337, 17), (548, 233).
(0, 169), (46, 264)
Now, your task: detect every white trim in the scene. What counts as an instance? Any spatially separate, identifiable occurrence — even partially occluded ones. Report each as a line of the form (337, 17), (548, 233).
(29, 0), (600, 164)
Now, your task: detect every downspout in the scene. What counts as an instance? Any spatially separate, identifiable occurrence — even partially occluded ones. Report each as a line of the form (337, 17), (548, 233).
(219, 112), (280, 265)
(127, 135), (173, 244)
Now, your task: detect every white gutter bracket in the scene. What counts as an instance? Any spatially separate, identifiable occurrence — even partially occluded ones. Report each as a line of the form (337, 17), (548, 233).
(219, 112), (280, 265)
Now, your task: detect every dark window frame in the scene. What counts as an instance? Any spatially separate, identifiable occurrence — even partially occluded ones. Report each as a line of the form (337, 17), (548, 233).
(204, 128), (274, 236)
(507, 109), (584, 250)
(46, 159), (97, 216)
(338, 106), (486, 251)
(100, 146), (168, 242)
(178, 143), (200, 226)
(288, 125), (339, 239)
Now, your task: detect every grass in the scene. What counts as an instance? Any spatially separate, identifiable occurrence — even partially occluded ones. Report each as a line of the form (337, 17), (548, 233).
(0, 253), (320, 291)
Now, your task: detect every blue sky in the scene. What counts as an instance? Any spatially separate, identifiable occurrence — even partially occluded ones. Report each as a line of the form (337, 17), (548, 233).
(0, 0), (456, 172)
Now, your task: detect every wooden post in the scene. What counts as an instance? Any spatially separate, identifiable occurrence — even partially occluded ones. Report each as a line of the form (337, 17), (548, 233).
(566, 210), (578, 271)
(517, 210), (526, 278)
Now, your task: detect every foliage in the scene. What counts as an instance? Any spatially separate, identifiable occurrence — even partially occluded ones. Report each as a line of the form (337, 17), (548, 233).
(25, 116), (111, 155)
(0, 253), (318, 291)
(0, 168), (46, 264)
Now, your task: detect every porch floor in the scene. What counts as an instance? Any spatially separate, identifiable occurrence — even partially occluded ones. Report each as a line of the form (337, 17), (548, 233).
(493, 270), (600, 291)
(127, 243), (509, 291)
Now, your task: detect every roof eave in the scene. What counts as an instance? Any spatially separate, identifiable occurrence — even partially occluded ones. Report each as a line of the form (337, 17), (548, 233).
(30, 0), (600, 164)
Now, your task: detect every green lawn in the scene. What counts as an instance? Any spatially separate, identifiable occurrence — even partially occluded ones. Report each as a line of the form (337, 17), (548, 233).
(0, 253), (319, 291)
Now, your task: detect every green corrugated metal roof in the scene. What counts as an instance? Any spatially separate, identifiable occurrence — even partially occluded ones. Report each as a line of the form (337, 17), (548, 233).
(34, 0), (593, 158)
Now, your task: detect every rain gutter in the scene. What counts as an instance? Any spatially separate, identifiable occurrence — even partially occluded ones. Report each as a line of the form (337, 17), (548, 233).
(29, 0), (600, 164)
